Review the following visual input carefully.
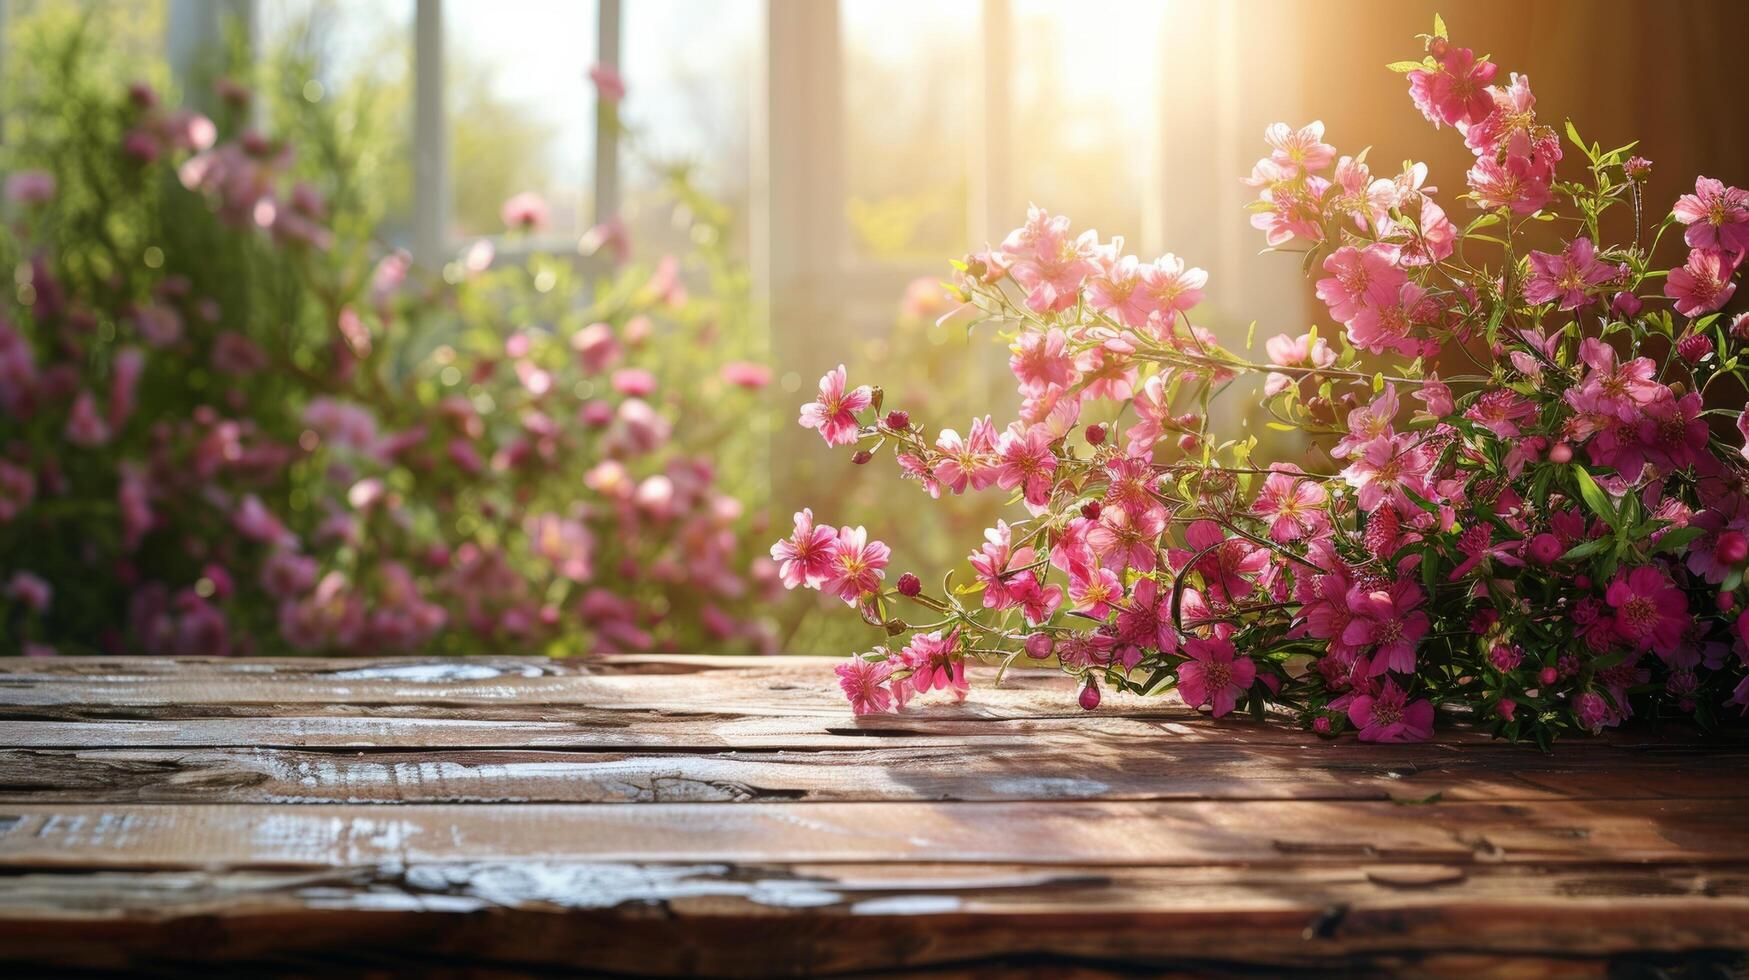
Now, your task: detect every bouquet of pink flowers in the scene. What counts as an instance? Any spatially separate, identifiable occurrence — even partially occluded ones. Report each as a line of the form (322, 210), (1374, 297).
(775, 15), (1749, 744)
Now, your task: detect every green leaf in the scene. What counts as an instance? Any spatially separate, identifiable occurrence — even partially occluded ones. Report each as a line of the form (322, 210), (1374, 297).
(1571, 466), (1617, 529)
(1560, 538), (1612, 562)
(1386, 60), (1427, 73)
(1653, 526), (1706, 554)
(1432, 13), (1448, 39)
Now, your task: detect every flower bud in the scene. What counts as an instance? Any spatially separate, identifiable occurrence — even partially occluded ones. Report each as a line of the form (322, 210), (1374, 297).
(1311, 715), (1332, 735)
(1677, 333), (1714, 363)
(1718, 532), (1749, 566)
(1528, 532), (1564, 565)
(1547, 442), (1573, 464)
(1717, 592), (1737, 612)
(851, 450), (874, 465)
(896, 572), (922, 597)
(884, 410), (910, 431)
(1085, 423), (1106, 446)
(1610, 292), (1643, 318)
(1078, 681), (1101, 711)
(1574, 574), (1591, 589)
(1623, 155), (1652, 179)
(1539, 666), (1558, 686)
(1427, 36), (1449, 58)
(1025, 633), (1054, 659)
(1177, 433), (1199, 452)
(1080, 500), (1102, 520)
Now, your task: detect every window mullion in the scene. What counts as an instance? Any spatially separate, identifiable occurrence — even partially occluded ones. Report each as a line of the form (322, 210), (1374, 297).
(412, 0), (448, 267)
(593, 0), (622, 227)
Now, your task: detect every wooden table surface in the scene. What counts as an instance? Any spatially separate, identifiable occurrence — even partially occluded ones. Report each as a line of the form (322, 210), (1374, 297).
(0, 655), (1744, 977)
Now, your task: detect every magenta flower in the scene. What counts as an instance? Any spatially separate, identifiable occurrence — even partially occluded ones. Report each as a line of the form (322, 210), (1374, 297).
(1177, 635), (1256, 717)
(1672, 176), (1749, 255)
(1522, 237), (1615, 310)
(1605, 565), (1689, 657)
(1633, 391), (1709, 472)
(1466, 154), (1552, 215)
(835, 655), (895, 715)
(1342, 579), (1429, 675)
(969, 521), (1034, 610)
(798, 363), (872, 447)
(1251, 466), (1329, 543)
(821, 525), (890, 603)
(5, 571), (51, 613)
(64, 389), (110, 447)
(1407, 45), (1498, 127)
(1665, 247), (1738, 317)
(1463, 388), (1537, 440)
(1010, 574), (1064, 626)
(994, 422), (1057, 510)
(1315, 244), (1406, 323)
(899, 629), (967, 702)
(1563, 338), (1662, 422)
(1346, 680), (1434, 742)
(1330, 385), (1400, 459)
(933, 415), (1000, 494)
(1341, 433), (1433, 515)
(1116, 576), (1178, 654)
(1177, 519), (1271, 603)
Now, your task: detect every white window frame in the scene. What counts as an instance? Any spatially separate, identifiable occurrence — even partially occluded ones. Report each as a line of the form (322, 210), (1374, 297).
(160, 0), (1303, 328)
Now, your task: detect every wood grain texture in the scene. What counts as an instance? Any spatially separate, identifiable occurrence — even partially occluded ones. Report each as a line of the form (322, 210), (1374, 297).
(0, 655), (1743, 978)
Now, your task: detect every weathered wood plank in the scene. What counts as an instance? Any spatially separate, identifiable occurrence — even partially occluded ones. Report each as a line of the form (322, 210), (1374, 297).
(0, 862), (1743, 975)
(0, 799), (1743, 868)
(1, 657), (1736, 751)
(0, 744), (1740, 804)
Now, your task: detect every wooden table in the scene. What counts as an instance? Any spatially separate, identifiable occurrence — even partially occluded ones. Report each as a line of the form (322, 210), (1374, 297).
(0, 655), (1744, 977)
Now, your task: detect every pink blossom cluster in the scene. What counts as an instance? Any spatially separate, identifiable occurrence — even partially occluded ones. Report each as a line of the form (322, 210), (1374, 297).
(0, 57), (778, 659)
(780, 16), (1749, 744)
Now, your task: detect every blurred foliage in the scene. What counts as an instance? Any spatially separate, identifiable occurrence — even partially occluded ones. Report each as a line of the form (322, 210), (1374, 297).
(0, 6), (780, 657)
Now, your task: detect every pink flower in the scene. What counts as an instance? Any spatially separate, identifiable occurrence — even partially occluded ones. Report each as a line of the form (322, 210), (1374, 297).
(969, 520), (1027, 606)
(1178, 519), (1270, 602)
(1330, 385), (1400, 459)
(797, 364), (872, 447)
(1665, 248), (1738, 317)
(1345, 282), (1427, 357)
(589, 63), (626, 103)
(1342, 579), (1429, 675)
(899, 630), (967, 701)
(1315, 245), (1405, 323)
(500, 191), (549, 231)
(994, 422), (1057, 510)
(570, 322), (621, 374)
(1250, 175), (1331, 248)
(1116, 576), (1178, 653)
(107, 347), (146, 430)
(1672, 176), (1749, 255)
(1463, 388), (1537, 439)
(835, 655), (895, 715)
(1466, 154), (1552, 215)
(1011, 575), (1064, 627)
(1086, 503), (1167, 576)
(5, 571), (51, 613)
(233, 494), (297, 549)
(1084, 254), (1151, 327)
(720, 361), (771, 389)
(1068, 565), (1123, 619)
(1000, 206), (1098, 313)
(1347, 679), (1434, 742)
(611, 368), (656, 397)
(1251, 466), (1329, 542)
(933, 416), (1000, 494)
(771, 508), (838, 590)
(1341, 433), (1433, 515)
(0, 461), (36, 522)
(1009, 328), (1076, 396)
(1177, 635), (1256, 717)
(1563, 338), (1661, 421)
(65, 389), (110, 447)
(1606, 565), (1689, 658)
(1263, 121), (1336, 176)
(1522, 237), (1615, 310)
(1407, 45), (1498, 127)
(4, 170), (55, 205)
(1262, 330), (1335, 396)
(822, 525), (889, 603)
(1139, 254), (1208, 322)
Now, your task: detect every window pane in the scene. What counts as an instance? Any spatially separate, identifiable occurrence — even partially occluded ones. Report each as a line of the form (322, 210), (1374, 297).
(446, 0), (596, 241)
(1010, 0), (1162, 241)
(621, 0), (758, 258)
(258, 0), (415, 247)
(842, 0), (974, 261)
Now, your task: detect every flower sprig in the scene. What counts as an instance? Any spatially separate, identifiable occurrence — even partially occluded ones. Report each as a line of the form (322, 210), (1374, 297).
(776, 15), (1749, 745)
